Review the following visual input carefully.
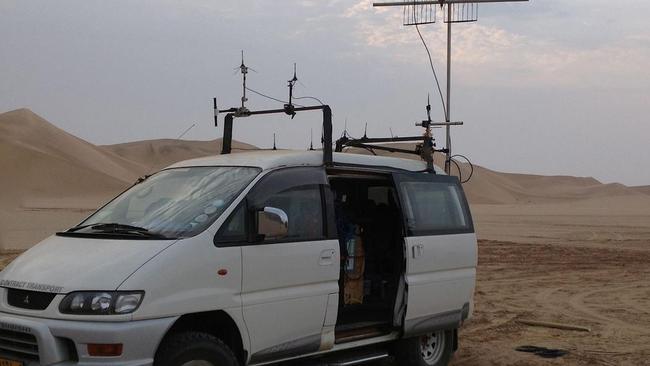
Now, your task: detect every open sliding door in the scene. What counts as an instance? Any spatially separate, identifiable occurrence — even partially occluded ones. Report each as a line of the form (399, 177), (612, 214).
(392, 173), (477, 337)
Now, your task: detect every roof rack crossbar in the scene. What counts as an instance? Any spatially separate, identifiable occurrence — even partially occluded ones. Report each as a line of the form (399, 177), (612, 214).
(335, 134), (438, 173)
(221, 105), (333, 166)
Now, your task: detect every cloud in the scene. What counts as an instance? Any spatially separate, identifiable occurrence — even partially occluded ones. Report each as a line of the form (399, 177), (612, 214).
(339, 0), (650, 89)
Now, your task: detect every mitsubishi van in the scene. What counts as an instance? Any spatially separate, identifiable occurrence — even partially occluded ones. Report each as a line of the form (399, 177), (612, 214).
(0, 150), (477, 366)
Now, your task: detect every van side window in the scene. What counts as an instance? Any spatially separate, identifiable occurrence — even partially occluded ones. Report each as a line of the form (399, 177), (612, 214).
(215, 203), (247, 244)
(399, 181), (472, 235)
(260, 185), (324, 242)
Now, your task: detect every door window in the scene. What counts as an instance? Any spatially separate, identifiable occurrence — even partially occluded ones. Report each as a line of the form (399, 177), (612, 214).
(399, 180), (473, 236)
(215, 203), (247, 244)
(259, 185), (324, 243)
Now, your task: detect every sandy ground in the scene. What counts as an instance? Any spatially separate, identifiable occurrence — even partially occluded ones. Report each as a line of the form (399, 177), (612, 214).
(451, 239), (650, 366)
(2, 198), (648, 366)
(446, 200), (650, 366)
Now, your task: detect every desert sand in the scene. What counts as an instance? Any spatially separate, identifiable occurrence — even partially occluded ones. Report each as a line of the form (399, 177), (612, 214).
(0, 108), (649, 365)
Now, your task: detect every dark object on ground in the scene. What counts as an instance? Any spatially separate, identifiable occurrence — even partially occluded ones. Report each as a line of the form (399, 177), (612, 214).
(515, 345), (569, 359)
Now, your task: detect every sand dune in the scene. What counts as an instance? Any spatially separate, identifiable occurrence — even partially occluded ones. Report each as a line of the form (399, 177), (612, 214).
(0, 109), (145, 213)
(0, 109), (257, 249)
(633, 185), (650, 195)
(104, 138), (257, 172)
(345, 145), (642, 204)
(463, 165), (640, 204)
(0, 108), (647, 249)
(0, 109), (143, 186)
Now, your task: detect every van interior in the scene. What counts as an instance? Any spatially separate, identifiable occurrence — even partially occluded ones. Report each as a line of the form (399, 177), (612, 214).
(328, 170), (406, 343)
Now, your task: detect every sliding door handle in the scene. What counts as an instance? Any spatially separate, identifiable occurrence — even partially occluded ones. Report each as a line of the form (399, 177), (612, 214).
(319, 249), (336, 266)
(412, 244), (424, 259)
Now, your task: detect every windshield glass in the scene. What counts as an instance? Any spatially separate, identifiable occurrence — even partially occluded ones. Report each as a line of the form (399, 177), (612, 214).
(76, 166), (260, 239)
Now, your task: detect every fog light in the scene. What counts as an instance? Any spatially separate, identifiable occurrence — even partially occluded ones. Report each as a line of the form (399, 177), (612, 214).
(87, 343), (123, 357)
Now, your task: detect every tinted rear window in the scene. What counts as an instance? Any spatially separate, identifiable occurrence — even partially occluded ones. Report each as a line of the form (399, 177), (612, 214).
(399, 181), (473, 236)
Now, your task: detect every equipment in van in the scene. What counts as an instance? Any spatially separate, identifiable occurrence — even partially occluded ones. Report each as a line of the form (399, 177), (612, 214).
(343, 226), (365, 305)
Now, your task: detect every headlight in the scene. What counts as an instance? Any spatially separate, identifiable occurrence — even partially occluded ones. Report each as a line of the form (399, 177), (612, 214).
(59, 291), (144, 315)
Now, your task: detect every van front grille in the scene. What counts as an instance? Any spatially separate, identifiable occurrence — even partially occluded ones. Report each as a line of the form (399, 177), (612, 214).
(0, 328), (39, 361)
(7, 288), (56, 311)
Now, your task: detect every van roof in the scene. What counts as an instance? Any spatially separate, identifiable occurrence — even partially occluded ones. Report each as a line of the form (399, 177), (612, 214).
(167, 150), (444, 174)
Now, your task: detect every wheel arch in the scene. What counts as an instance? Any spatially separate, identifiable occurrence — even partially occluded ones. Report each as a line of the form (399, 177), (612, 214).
(156, 310), (249, 365)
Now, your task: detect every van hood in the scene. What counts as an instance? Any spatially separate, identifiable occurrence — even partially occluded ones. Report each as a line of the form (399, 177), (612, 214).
(0, 235), (177, 294)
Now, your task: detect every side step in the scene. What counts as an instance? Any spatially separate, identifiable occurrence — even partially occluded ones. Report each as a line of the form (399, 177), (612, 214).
(327, 351), (390, 366)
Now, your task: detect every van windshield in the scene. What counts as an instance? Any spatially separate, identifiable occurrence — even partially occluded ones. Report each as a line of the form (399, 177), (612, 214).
(71, 167), (260, 239)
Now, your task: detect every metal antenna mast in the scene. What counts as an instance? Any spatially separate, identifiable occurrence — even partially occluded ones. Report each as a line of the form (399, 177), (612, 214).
(237, 50), (253, 116)
(373, 0), (528, 174)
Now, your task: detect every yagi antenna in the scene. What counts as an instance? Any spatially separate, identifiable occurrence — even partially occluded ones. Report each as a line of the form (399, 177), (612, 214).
(373, 0), (528, 174)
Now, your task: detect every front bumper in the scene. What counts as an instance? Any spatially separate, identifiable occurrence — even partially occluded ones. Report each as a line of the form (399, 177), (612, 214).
(0, 312), (177, 365)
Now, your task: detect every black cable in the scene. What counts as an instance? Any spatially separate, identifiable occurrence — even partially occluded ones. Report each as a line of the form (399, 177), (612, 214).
(245, 87), (305, 108)
(415, 23), (448, 120)
(451, 154), (474, 183)
(294, 95), (325, 105)
(450, 158), (463, 183)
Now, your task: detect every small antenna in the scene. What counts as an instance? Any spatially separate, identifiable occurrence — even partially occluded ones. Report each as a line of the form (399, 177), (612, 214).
(136, 122), (196, 184)
(213, 98), (219, 127)
(273, 133), (277, 150)
(426, 94), (432, 126)
(176, 123), (196, 140)
(284, 63), (299, 118)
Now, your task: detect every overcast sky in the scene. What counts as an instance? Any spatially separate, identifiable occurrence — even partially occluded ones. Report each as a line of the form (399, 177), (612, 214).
(1, 1), (649, 185)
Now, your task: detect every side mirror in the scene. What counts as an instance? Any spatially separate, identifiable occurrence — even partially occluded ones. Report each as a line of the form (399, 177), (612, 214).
(257, 207), (289, 241)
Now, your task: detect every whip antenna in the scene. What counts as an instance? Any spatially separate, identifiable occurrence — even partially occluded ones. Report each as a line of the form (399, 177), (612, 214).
(176, 123), (196, 140)
(309, 128), (315, 151)
(236, 50), (254, 116)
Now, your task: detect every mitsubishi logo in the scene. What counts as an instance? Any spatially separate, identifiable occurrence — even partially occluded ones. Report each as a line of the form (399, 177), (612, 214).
(23, 295), (30, 304)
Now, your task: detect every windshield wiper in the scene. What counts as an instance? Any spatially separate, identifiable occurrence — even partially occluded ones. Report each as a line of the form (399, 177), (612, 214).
(69, 223), (149, 233)
(66, 223), (175, 239)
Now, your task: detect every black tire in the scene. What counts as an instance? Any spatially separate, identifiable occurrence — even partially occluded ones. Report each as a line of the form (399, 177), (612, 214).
(393, 330), (454, 366)
(155, 331), (239, 366)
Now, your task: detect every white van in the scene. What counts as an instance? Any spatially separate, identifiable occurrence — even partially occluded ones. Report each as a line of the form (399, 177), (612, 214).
(0, 150), (477, 366)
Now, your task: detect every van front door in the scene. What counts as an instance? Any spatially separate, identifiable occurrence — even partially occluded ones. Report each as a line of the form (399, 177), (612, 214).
(393, 173), (477, 337)
(242, 167), (340, 363)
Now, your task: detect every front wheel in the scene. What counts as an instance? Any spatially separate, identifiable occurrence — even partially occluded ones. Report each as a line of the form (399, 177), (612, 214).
(155, 331), (239, 366)
(394, 330), (454, 366)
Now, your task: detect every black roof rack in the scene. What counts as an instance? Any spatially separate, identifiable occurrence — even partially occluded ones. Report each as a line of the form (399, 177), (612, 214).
(218, 104), (333, 167)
